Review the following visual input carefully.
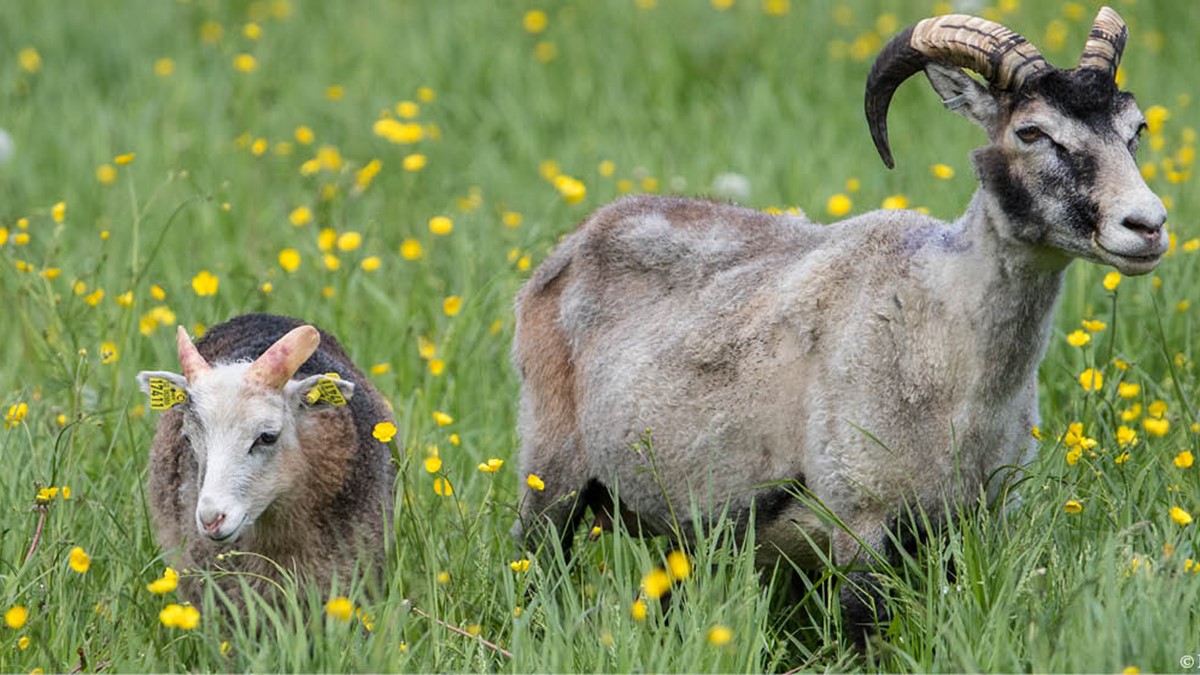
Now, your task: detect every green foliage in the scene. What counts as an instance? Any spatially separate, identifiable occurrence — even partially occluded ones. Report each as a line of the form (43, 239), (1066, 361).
(1, 0), (1198, 671)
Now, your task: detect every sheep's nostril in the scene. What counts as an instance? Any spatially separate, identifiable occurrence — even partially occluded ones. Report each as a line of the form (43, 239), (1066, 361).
(200, 512), (226, 535)
(1121, 216), (1163, 240)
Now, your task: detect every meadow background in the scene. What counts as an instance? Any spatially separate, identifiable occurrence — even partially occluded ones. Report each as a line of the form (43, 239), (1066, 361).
(1, 0), (1199, 671)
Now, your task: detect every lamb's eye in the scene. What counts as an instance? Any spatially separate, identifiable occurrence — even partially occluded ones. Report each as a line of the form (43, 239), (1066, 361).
(256, 432), (279, 447)
(1016, 126), (1046, 144)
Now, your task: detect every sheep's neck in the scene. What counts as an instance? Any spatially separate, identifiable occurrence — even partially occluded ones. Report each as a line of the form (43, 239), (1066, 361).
(953, 190), (1067, 386)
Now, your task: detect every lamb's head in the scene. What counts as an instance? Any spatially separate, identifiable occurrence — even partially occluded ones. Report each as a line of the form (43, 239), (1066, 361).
(137, 325), (355, 543)
(866, 7), (1166, 275)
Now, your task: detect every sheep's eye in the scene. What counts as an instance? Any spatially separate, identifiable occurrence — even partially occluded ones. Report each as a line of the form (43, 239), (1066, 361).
(1129, 123), (1147, 155)
(256, 432), (279, 447)
(1016, 126), (1046, 144)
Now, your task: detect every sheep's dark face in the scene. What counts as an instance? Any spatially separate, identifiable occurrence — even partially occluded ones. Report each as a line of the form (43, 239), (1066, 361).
(974, 69), (1167, 274)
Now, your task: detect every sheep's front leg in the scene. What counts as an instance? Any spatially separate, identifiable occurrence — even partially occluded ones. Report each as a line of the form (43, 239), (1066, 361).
(512, 436), (590, 558)
(832, 516), (892, 648)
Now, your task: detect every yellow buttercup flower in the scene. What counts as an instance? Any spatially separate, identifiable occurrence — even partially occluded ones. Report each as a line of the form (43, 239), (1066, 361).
(523, 9), (548, 33)
(372, 422), (397, 443)
(191, 271), (219, 296)
(289, 206), (312, 227)
(336, 231), (362, 251)
(5, 402), (29, 429)
(19, 47), (41, 74)
(630, 599), (647, 621)
(433, 411), (454, 427)
(96, 164), (117, 185)
(1174, 450), (1194, 469)
(641, 568), (671, 599)
(1078, 368), (1103, 392)
(146, 567), (179, 594)
(443, 296), (463, 316)
(1117, 382), (1140, 399)
(826, 193), (851, 217)
(1102, 271), (1122, 291)
(278, 248), (301, 272)
(881, 194), (908, 210)
(707, 624), (733, 646)
(423, 456), (442, 473)
(526, 473), (545, 491)
(509, 559), (531, 573)
(400, 239), (424, 260)
(402, 154), (427, 172)
(51, 201), (66, 223)
(477, 458), (504, 473)
(1065, 447), (1082, 466)
(1170, 506), (1193, 526)
(930, 163), (955, 179)
(69, 546), (91, 574)
(1116, 425), (1138, 448)
(232, 53), (258, 73)
(433, 477), (453, 496)
(1065, 330), (1090, 347)
(1063, 500), (1083, 514)
(1081, 319), (1107, 332)
(666, 550), (691, 581)
(325, 596), (353, 621)
(5, 605), (28, 629)
(1143, 417), (1169, 437)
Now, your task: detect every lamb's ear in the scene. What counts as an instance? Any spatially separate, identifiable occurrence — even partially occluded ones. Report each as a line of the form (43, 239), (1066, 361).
(285, 373), (356, 410)
(924, 63), (999, 134)
(136, 371), (190, 410)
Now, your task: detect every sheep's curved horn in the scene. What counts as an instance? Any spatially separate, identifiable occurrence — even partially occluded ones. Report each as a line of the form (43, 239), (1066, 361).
(244, 325), (320, 390)
(1077, 6), (1126, 78)
(866, 14), (1050, 168)
(176, 325), (212, 382)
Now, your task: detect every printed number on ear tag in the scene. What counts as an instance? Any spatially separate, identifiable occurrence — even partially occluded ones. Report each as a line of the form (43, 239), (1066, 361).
(148, 378), (187, 410)
(306, 375), (346, 407)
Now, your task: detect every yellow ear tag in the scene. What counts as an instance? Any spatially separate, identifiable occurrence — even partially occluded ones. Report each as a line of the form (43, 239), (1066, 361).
(306, 374), (347, 407)
(148, 377), (187, 410)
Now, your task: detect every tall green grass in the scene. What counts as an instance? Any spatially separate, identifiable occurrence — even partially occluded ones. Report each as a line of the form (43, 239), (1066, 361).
(1, 0), (1198, 671)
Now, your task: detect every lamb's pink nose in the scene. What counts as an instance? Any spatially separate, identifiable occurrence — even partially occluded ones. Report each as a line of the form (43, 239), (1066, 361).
(200, 511), (226, 536)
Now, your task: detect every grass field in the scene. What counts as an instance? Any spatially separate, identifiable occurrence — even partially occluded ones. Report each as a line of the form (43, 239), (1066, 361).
(2, 0), (1199, 671)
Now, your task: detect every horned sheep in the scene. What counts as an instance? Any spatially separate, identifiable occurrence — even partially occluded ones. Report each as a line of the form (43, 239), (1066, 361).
(511, 8), (1165, 642)
(137, 313), (396, 608)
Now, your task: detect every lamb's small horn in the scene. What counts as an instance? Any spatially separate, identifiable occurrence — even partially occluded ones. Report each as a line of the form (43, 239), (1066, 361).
(244, 325), (320, 390)
(176, 325), (212, 383)
(866, 14), (1050, 168)
(1077, 6), (1126, 79)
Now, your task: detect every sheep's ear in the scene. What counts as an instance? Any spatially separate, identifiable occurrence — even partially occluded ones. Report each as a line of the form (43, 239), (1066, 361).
(136, 371), (190, 410)
(924, 63), (999, 135)
(286, 373), (356, 410)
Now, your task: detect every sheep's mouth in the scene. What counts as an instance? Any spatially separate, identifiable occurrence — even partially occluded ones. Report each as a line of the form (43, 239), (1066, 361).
(207, 514), (250, 542)
(1093, 240), (1164, 274)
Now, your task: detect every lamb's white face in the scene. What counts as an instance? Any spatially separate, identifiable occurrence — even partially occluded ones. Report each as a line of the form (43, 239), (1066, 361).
(137, 324), (354, 544)
(181, 364), (298, 543)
